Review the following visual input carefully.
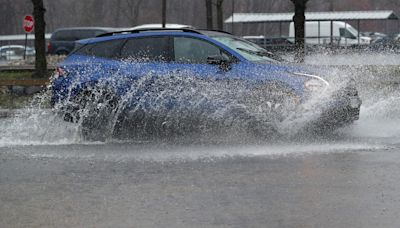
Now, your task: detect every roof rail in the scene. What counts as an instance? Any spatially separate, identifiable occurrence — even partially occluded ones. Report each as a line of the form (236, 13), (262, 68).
(97, 27), (203, 37)
(198, 29), (233, 35)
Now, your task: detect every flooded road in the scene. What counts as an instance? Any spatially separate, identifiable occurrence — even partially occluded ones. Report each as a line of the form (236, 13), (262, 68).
(1, 108), (400, 228)
(1, 140), (400, 228)
(1, 62), (400, 227)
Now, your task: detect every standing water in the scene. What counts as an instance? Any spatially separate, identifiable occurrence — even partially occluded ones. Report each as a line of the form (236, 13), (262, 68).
(0, 53), (399, 158)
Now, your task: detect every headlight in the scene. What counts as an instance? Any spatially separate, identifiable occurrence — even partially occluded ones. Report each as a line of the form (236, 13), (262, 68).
(305, 79), (326, 92)
(291, 72), (329, 93)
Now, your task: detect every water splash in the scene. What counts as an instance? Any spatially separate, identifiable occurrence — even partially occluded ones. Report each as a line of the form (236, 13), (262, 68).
(0, 55), (399, 146)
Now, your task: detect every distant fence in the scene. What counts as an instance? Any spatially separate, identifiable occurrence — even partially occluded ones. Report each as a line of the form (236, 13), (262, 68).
(243, 36), (400, 56)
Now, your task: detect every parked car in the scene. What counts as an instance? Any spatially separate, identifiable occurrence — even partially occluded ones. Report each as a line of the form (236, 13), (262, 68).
(289, 21), (371, 46)
(243, 36), (293, 47)
(50, 28), (361, 140)
(243, 35), (294, 52)
(48, 27), (119, 55)
(369, 34), (400, 52)
(0, 45), (35, 60)
(361, 32), (387, 43)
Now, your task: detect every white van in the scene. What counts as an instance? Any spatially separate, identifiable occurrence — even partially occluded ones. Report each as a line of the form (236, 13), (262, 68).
(289, 21), (371, 46)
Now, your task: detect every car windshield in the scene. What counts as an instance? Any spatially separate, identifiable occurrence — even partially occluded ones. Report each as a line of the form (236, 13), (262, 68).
(211, 36), (282, 63)
(346, 25), (359, 37)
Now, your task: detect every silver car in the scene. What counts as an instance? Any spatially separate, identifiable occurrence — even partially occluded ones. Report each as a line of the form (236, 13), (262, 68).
(0, 45), (35, 61)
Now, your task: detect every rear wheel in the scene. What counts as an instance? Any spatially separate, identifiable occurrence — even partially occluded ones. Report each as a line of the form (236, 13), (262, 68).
(64, 87), (120, 141)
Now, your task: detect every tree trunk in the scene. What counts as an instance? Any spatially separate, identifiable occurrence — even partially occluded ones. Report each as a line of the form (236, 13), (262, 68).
(216, 0), (224, 30)
(31, 0), (47, 78)
(162, 0), (166, 28)
(205, 0), (213, 30)
(290, 0), (308, 63)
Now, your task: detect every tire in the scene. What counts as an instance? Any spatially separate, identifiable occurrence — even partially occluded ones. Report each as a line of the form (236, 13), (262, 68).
(68, 87), (120, 141)
(225, 104), (279, 140)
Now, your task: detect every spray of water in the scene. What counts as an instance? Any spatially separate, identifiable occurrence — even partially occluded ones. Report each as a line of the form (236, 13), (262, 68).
(0, 55), (399, 147)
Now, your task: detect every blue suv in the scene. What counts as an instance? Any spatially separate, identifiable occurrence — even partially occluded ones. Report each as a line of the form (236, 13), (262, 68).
(51, 28), (361, 140)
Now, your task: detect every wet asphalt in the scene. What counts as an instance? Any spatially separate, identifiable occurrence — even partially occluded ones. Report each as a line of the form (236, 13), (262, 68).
(1, 60), (400, 227)
(1, 140), (400, 228)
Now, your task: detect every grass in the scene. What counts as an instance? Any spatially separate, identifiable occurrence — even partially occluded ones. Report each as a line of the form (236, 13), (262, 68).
(0, 71), (35, 80)
(0, 70), (53, 80)
(0, 70), (52, 109)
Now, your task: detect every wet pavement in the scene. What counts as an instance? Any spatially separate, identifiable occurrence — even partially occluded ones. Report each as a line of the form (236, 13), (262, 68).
(1, 60), (400, 227)
(0, 139), (400, 228)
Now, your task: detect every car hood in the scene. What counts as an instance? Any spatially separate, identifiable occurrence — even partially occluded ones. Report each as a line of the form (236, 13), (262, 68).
(245, 61), (332, 82)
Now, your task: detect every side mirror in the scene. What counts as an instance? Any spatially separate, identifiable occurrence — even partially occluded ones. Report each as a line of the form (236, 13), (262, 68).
(207, 55), (231, 71)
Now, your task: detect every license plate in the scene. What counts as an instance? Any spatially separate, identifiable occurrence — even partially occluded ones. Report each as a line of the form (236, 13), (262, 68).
(350, 97), (360, 108)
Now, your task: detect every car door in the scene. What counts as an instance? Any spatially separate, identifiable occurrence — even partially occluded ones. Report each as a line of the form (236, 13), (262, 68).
(167, 35), (241, 113)
(117, 35), (175, 112)
(170, 35), (236, 78)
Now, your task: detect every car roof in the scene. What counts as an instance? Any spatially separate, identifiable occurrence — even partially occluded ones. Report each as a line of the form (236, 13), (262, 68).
(77, 28), (233, 45)
(0, 45), (26, 49)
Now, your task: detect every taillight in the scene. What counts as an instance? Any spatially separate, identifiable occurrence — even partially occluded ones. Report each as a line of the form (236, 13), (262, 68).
(54, 67), (67, 79)
(47, 42), (52, 53)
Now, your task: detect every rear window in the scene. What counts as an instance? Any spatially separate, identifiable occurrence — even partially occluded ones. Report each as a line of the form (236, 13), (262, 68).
(52, 29), (108, 41)
(74, 39), (125, 59)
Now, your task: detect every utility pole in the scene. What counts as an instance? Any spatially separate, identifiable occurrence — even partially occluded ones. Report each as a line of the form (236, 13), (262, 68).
(290, 0), (308, 63)
(162, 0), (166, 28)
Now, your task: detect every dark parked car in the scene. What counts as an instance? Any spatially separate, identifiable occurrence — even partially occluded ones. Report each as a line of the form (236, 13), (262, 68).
(48, 27), (118, 55)
(51, 28), (361, 140)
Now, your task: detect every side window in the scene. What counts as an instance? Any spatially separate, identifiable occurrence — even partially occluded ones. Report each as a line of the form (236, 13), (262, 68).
(174, 37), (222, 64)
(74, 39), (124, 59)
(120, 36), (171, 62)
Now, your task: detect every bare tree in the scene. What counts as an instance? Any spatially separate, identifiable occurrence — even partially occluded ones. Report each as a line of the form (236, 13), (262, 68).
(290, 0), (308, 63)
(205, 0), (213, 29)
(388, 0), (400, 8)
(216, 0), (224, 30)
(31, 0), (47, 78)
(121, 0), (144, 26)
(162, 0), (166, 27)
